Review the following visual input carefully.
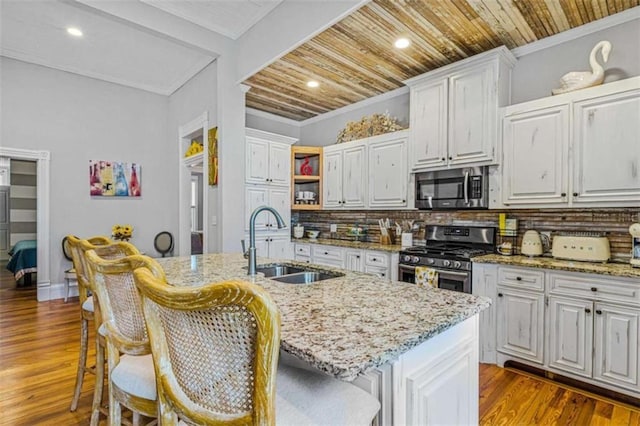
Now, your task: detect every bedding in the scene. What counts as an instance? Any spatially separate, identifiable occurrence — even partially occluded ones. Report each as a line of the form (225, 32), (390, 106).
(6, 240), (37, 281)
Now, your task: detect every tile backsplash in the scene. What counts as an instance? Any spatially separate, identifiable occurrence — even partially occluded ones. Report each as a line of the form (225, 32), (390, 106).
(293, 208), (639, 261)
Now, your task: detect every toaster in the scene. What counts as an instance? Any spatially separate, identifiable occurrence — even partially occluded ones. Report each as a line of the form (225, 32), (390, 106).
(551, 235), (610, 263)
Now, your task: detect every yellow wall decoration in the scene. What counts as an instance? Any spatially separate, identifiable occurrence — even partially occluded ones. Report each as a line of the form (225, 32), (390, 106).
(208, 127), (218, 186)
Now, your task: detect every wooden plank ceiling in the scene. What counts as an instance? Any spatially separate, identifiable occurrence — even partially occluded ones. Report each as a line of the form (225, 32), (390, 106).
(244, 0), (639, 121)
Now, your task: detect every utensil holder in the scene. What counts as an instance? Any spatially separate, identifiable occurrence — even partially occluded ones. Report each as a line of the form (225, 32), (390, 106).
(380, 234), (392, 245)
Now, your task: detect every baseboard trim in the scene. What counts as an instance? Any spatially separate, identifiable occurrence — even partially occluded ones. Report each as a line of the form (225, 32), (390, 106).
(37, 281), (78, 302)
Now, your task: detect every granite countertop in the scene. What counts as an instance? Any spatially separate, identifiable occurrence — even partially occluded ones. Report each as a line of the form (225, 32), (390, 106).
(291, 237), (402, 253)
(473, 254), (640, 279)
(156, 253), (489, 381)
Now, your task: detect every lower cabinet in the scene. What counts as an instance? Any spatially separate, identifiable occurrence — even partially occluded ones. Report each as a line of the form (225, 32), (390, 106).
(474, 262), (640, 397)
(311, 245), (344, 268)
(344, 249), (364, 272)
(496, 286), (545, 364)
(352, 364), (393, 426)
(249, 234), (292, 259)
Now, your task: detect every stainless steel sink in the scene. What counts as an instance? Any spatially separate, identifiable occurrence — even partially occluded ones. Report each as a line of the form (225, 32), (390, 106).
(255, 264), (307, 278)
(271, 271), (343, 284)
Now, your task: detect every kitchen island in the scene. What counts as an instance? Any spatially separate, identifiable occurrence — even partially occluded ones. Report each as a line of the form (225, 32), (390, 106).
(157, 253), (491, 425)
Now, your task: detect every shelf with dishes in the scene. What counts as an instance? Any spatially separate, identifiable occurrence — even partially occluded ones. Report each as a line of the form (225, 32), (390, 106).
(291, 146), (323, 210)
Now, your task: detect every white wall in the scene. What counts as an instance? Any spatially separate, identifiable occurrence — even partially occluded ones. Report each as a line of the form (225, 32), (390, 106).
(167, 60), (219, 253)
(246, 112), (301, 139)
(0, 57), (173, 286)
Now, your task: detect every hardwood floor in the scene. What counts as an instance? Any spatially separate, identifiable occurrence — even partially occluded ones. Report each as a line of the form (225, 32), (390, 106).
(1, 267), (638, 425)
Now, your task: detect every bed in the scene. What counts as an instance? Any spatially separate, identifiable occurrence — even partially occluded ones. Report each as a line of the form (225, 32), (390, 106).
(6, 240), (37, 284)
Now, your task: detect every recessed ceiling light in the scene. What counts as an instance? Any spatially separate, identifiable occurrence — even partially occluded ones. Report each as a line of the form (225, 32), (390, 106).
(394, 38), (411, 49)
(306, 81), (319, 88)
(67, 27), (83, 37)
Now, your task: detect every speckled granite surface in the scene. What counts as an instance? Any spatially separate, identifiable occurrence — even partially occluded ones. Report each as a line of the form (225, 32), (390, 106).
(156, 253), (490, 381)
(473, 254), (640, 279)
(291, 237), (402, 252)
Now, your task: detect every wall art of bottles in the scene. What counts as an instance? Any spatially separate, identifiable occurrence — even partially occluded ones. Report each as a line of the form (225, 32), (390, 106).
(90, 160), (141, 197)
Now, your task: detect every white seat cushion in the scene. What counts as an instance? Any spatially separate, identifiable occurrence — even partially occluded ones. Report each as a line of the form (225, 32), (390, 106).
(97, 323), (108, 337)
(82, 296), (94, 313)
(111, 354), (157, 401)
(276, 362), (380, 426)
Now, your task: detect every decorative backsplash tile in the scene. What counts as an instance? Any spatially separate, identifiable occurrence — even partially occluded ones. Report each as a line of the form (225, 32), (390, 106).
(293, 208), (639, 261)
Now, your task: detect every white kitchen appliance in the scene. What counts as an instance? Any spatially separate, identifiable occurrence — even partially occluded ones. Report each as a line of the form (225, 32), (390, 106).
(630, 223), (640, 268)
(551, 234), (610, 263)
(521, 230), (543, 257)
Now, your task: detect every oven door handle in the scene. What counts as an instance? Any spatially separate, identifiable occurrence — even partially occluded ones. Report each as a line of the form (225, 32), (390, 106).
(463, 170), (470, 204)
(398, 264), (416, 272)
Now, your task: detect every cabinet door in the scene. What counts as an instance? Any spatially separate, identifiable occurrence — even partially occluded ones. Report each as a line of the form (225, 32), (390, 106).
(342, 143), (367, 208)
(409, 79), (448, 170)
(573, 89), (640, 205)
(268, 236), (292, 260)
(502, 105), (570, 206)
(548, 296), (593, 378)
(344, 249), (364, 272)
(448, 62), (496, 165)
(245, 137), (270, 185)
(268, 189), (290, 231)
(472, 263), (497, 364)
(268, 142), (291, 186)
(593, 303), (639, 392)
(245, 187), (269, 231)
(496, 287), (544, 364)
(369, 136), (408, 208)
(254, 236), (269, 259)
(323, 149), (343, 208)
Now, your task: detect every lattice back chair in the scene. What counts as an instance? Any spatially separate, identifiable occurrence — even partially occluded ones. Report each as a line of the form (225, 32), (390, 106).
(133, 268), (281, 425)
(85, 252), (165, 426)
(66, 235), (112, 416)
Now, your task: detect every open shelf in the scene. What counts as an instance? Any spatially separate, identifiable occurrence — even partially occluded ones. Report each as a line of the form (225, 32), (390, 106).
(291, 146), (323, 211)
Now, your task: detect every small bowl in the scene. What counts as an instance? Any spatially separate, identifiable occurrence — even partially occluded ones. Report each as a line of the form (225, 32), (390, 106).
(306, 230), (320, 239)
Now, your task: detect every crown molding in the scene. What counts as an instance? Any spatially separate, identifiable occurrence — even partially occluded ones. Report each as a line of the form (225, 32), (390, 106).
(511, 7), (640, 58)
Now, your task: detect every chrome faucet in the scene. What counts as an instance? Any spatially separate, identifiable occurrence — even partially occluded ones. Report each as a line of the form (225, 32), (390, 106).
(245, 205), (287, 275)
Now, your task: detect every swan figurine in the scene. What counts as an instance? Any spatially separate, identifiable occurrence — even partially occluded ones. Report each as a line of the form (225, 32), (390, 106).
(552, 41), (612, 95)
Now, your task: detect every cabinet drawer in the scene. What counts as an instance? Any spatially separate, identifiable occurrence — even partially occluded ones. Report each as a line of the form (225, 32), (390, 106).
(365, 251), (389, 267)
(364, 264), (389, 280)
(294, 244), (310, 257)
(498, 267), (544, 291)
(312, 245), (343, 262)
(549, 273), (640, 305)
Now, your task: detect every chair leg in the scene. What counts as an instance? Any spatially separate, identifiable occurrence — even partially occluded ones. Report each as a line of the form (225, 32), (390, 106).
(109, 384), (121, 426)
(70, 316), (89, 412)
(64, 278), (69, 303)
(90, 339), (105, 426)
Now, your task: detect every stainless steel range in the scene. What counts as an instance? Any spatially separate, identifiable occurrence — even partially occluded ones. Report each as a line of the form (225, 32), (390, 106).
(398, 225), (496, 293)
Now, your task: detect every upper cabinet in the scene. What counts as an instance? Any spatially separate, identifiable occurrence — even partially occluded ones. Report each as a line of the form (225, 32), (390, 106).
(368, 131), (409, 208)
(500, 77), (640, 208)
(245, 128), (294, 187)
(406, 46), (516, 171)
(323, 140), (367, 209)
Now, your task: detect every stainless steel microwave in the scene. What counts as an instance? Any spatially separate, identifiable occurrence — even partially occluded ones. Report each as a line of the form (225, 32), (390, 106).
(415, 166), (489, 210)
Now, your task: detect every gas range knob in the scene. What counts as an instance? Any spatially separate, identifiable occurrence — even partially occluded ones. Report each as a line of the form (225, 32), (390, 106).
(427, 258), (435, 265)
(442, 259), (451, 267)
(453, 261), (462, 269)
(411, 256), (421, 263)
(402, 255), (412, 262)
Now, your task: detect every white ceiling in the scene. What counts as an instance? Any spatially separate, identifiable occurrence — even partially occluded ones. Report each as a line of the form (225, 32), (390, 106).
(0, 0), (282, 95)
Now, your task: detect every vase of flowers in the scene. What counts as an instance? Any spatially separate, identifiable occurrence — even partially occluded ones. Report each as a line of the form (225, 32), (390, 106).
(112, 224), (133, 241)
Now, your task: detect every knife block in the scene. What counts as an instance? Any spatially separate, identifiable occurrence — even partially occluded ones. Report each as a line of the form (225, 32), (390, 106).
(380, 234), (394, 245)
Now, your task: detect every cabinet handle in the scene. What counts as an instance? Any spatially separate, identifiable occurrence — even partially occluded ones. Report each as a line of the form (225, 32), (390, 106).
(498, 293), (503, 297)
(561, 192), (567, 197)
(356, 255), (360, 259)
(573, 192), (578, 197)
(516, 276), (522, 281)
(591, 287), (597, 292)
(596, 309), (602, 315)
(381, 273), (385, 277)
(441, 157), (446, 161)
(372, 257), (377, 261)
(585, 308), (591, 314)
(448, 156), (453, 160)
(402, 199), (406, 203)
(324, 251), (328, 255)
(265, 178), (269, 182)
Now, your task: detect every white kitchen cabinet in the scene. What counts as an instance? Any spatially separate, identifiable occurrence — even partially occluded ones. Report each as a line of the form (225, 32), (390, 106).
(593, 303), (639, 392)
(323, 141), (367, 209)
(249, 234), (292, 260)
(501, 104), (570, 205)
(548, 296), (593, 378)
(245, 130), (293, 187)
(406, 46), (515, 171)
(496, 287), (544, 364)
(572, 88), (640, 204)
(353, 365), (393, 426)
(368, 132), (408, 208)
(293, 243), (311, 263)
(244, 187), (290, 232)
(344, 249), (364, 272)
(498, 77), (640, 209)
(311, 245), (344, 268)
(472, 263), (498, 364)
